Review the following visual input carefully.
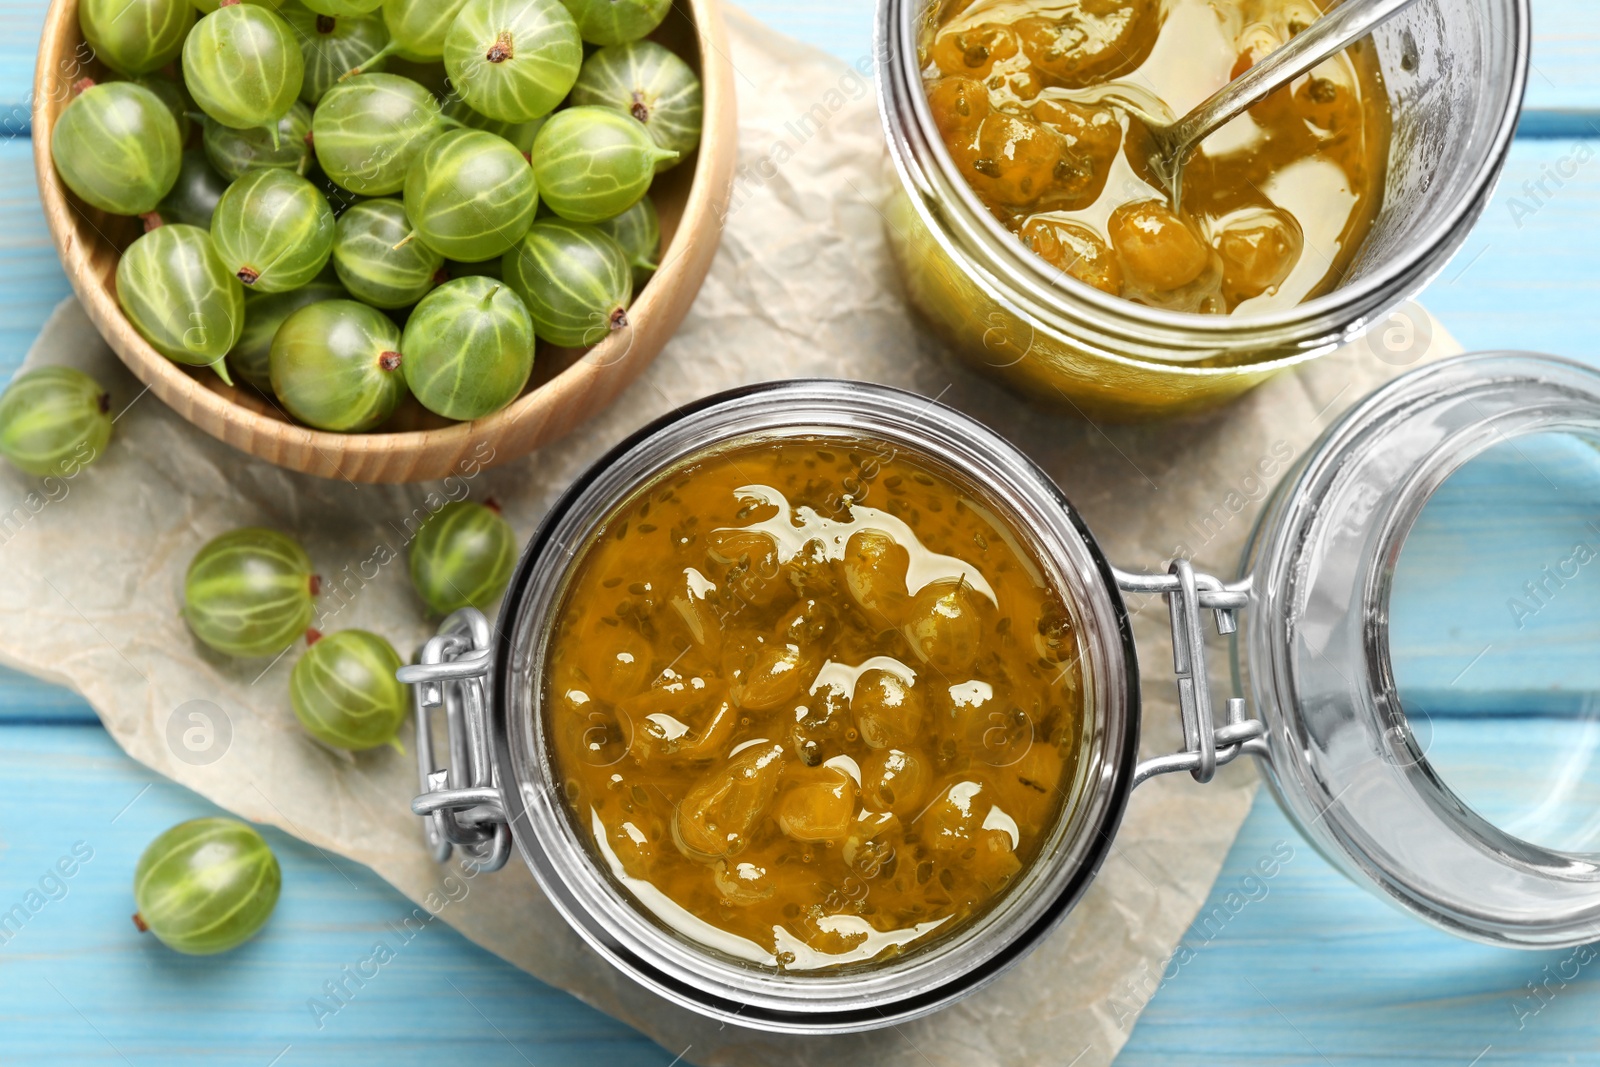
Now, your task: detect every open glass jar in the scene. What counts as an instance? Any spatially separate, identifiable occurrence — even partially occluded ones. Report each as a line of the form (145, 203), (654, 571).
(400, 353), (1600, 1033)
(875, 0), (1529, 419)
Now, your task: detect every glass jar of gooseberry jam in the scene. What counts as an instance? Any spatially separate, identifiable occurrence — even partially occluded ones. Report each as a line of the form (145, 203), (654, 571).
(402, 356), (1600, 1032)
(875, 0), (1529, 419)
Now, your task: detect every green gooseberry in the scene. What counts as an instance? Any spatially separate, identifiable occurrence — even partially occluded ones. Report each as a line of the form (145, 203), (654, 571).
(269, 299), (408, 431)
(409, 500), (517, 613)
(403, 129), (538, 262)
(382, 0), (470, 61)
(203, 102), (313, 180)
(443, 0), (582, 124)
(311, 73), (447, 195)
(118, 224), (245, 382)
(52, 81), (181, 216)
(184, 526), (317, 657)
(330, 198), (443, 308)
(80, 0), (195, 74)
(278, 2), (391, 103)
(229, 280), (347, 391)
(299, 0), (383, 15)
(190, 0), (286, 11)
(401, 277), (533, 420)
(570, 41), (702, 169)
(0, 368), (113, 478)
(442, 94), (546, 155)
(593, 195), (659, 288)
(183, 4), (305, 135)
(530, 105), (675, 223)
(503, 221), (631, 348)
(290, 629), (407, 750)
(133, 818), (281, 956)
(558, 0), (668, 47)
(118, 74), (195, 143)
(158, 151), (231, 229)
(211, 168), (336, 293)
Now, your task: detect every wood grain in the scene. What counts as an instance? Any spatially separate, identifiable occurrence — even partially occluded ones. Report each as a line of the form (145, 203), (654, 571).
(30, 0), (737, 483)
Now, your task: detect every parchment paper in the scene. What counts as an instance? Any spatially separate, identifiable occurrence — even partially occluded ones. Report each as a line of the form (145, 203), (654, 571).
(0, 9), (1460, 1065)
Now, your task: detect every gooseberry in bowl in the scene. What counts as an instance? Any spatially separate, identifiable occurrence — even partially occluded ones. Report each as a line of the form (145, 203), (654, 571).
(133, 818), (281, 955)
(443, 0), (583, 123)
(408, 500), (517, 614)
(503, 220), (632, 348)
(183, 526), (318, 658)
(51, 80), (181, 216)
(278, 3), (391, 103)
(299, 0), (384, 16)
(203, 102), (313, 180)
(0, 367), (113, 477)
(401, 277), (535, 420)
(212, 168), (337, 292)
(229, 280), (349, 393)
(532, 106), (675, 223)
(380, 0), (471, 62)
(290, 629), (408, 750)
(182, 3), (305, 135)
(269, 299), (408, 432)
(594, 195), (660, 288)
(80, 0), (195, 75)
(558, 0), (668, 46)
(117, 224), (246, 383)
(311, 73), (447, 195)
(571, 41), (702, 168)
(403, 128), (539, 262)
(158, 150), (231, 229)
(330, 198), (444, 309)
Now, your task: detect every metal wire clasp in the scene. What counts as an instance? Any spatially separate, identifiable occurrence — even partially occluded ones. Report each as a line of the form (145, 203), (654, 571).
(396, 608), (512, 873)
(1114, 562), (1267, 786)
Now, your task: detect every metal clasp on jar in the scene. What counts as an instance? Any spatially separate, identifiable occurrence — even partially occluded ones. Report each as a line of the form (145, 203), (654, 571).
(1114, 562), (1267, 785)
(397, 608), (512, 873)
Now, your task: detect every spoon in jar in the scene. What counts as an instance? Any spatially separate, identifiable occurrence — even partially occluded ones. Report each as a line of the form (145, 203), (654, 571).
(1139, 0), (1423, 209)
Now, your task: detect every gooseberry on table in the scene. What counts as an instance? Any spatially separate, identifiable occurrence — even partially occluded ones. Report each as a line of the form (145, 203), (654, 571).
(80, 0), (195, 75)
(443, 0), (583, 124)
(133, 818), (281, 956)
(228, 280), (348, 392)
(51, 81), (182, 216)
(311, 73), (448, 195)
(570, 40), (701, 167)
(183, 526), (317, 657)
(531, 105), (676, 223)
(182, 3), (306, 135)
(277, 2), (391, 104)
(211, 168), (337, 292)
(203, 101), (313, 180)
(401, 277), (534, 420)
(557, 0), (669, 46)
(503, 220), (632, 348)
(408, 500), (518, 614)
(269, 299), (409, 431)
(402, 128), (538, 262)
(290, 629), (408, 750)
(330, 198), (443, 308)
(0, 368), (113, 478)
(117, 223), (246, 382)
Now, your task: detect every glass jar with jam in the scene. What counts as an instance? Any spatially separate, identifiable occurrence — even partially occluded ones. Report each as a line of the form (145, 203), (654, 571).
(402, 357), (1600, 1032)
(877, 0), (1529, 416)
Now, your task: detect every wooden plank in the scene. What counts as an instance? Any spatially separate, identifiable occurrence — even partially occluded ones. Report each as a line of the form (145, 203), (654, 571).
(0, 724), (675, 1066)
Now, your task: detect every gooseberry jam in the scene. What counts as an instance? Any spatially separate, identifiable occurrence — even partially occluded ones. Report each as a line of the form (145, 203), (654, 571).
(544, 436), (1084, 970)
(921, 0), (1391, 314)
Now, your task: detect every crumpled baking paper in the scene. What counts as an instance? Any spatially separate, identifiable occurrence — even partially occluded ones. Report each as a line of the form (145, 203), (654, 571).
(0, 8), (1459, 1065)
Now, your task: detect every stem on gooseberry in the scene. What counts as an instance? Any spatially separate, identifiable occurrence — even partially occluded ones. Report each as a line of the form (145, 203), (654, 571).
(609, 308), (629, 331)
(315, 14), (336, 33)
(132, 913), (148, 933)
(630, 93), (651, 123)
(237, 267), (261, 286)
(140, 212), (164, 233)
(392, 232), (418, 251)
(97, 393), (111, 415)
(306, 628), (324, 646)
(483, 497), (502, 515)
(71, 77), (95, 96)
(340, 41), (400, 83)
(486, 31), (515, 63)
(379, 351), (403, 372)
(309, 574), (322, 596)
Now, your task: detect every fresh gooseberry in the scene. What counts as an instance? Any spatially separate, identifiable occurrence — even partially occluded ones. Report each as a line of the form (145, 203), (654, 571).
(531, 105), (675, 223)
(122, 73), (195, 141)
(203, 102), (313, 180)
(408, 500), (517, 613)
(502, 221), (631, 347)
(557, 0), (668, 46)
(211, 168), (336, 292)
(443, 0), (582, 123)
(442, 94), (546, 155)
(593, 195), (659, 288)
(311, 73), (447, 195)
(80, 0), (195, 74)
(403, 129), (538, 262)
(401, 278), (533, 420)
(0, 368), (113, 478)
(228, 280), (348, 392)
(158, 150), (231, 229)
(189, 0), (288, 10)
(133, 818), (281, 955)
(570, 41), (701, 167)
(51, 81), (182, 216)
(330, 198), (443, 308)
(183, 527), (317, 657)
(117, 224), (246, 383)
(269, 299), (408, 431)
(289, 629), (408, 750)
(299, 0), (383, 15)
(182, 3), (305, 135)
(278, 3), (391, 103)
(382, 0), (471, 61)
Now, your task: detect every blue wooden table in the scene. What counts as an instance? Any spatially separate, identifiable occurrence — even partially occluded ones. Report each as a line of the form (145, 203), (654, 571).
(4, 3), (1600, 1063)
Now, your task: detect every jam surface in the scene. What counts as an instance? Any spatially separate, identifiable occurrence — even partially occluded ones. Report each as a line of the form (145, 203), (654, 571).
(544, 437), (1084, 970)
(923, 0), (1392, 314)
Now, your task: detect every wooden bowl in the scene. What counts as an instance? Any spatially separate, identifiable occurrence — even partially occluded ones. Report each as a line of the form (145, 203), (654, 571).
(33, 0), (736, 483)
